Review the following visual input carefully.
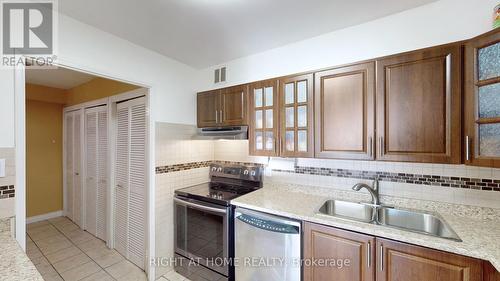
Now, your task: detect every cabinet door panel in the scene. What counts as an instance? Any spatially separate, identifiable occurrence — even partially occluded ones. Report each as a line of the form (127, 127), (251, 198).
(249, 79), (279, 156)
(377, 238), (482, 281)
(315, 62), (375, 160)
(279, 73), (314, 158)
(197, 90), (219, 127)
(465, 29), (500, 167)
(376, 45), (461, 163)
(304, 222), (375, 281)
(221, 85), (248, 125)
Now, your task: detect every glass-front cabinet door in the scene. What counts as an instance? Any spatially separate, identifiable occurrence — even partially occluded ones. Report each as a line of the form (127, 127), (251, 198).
(249, 79), (279, 156)
(279, 74), (314, 158)
(465, 30), (500, 168)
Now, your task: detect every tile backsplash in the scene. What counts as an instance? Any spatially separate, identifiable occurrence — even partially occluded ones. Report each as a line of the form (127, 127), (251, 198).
(0, 148), (15, 219)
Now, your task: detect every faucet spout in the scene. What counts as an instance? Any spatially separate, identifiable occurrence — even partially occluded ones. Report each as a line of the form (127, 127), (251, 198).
(352, 179), (380, 206)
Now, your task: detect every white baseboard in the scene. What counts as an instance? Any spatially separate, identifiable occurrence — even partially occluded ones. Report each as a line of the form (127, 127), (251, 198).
(27, 210), (64, 224)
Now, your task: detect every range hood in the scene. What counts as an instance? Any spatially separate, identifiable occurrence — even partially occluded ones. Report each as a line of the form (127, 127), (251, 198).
(194, 126), (248, 140)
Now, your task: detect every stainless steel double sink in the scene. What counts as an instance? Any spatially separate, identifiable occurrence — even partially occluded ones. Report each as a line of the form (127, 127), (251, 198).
(318, 199), (462, 241)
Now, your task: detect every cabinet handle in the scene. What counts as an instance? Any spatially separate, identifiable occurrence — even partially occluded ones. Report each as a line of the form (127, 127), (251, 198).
(215, 110), (218, 123)
(369, 137), (373, 158)
(465, 136), (470, 161)
(379, 137), (384, 156)
(367, 242), (371, 268)
(379, 244), (384, 271)
(220, 110), (223, 123)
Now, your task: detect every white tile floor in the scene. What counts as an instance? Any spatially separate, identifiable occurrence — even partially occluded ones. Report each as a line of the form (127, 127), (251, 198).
(27, 216), (192, 281)
(26, 216), (147, 281)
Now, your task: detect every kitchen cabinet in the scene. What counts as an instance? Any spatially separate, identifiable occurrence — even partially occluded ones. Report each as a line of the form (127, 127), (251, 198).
(303, 222), (375, 281)
(197, 85), (248, 127)
(315, 62), (375, 160)
(464, 29), (500, 168)
(279, 73), (314, 157)
(248, 79), (279, 156)
(376, 44), (462, 163)
(197, 90), (220, 127)
(377, 238), (482, 281)
(304, 222), (488, 281)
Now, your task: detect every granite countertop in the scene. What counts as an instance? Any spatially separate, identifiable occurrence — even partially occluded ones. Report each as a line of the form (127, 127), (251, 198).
(231, 183), (500, 272)
(0, 219), (43, 281)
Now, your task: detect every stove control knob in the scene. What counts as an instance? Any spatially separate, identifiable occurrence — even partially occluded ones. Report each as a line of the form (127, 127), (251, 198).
(243, 170), (249, 175)
(251, 170), (256, 176)
(218, 193), (223, 199)
(217, 167), (222, 172)
(211, 167), (217, 172)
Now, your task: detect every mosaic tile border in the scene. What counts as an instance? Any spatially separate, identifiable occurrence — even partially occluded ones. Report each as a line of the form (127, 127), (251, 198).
(155, 161), (499, 192)
(155, 160), (264, 174)
(0, 185), (15, 199)
(273, 166), (500, 192)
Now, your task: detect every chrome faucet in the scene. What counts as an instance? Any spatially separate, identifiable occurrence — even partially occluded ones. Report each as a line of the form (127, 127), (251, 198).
(352, 178), (380, 206)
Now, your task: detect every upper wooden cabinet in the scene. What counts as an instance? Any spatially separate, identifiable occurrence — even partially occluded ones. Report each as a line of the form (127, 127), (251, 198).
(220, 85), (248, 126)
(248, 79), (279, 156)
(377, 238), (482, 281)
(304, 222), (375, 281)
(376, 45), (462, 163)
(464, 29), (500, 168)
(197, 90), (220, 127)
(197, 85), (248, 127)
(315, 62), (375, 160)
(279, 73), (315, 158)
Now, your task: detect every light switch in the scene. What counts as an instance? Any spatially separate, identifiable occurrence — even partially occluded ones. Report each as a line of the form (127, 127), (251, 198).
(0, 159), (4, 177)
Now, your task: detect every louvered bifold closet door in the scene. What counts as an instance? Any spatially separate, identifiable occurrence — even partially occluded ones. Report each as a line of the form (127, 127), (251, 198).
(73, 111), (83, 228)
(115, 104), (130, 258)
(128, 98), (146, 269)
(96, 110), (108, 241)
(85, 110), (98, 236)
(114, 97), (147, 270)
(65, 113), (74, 220)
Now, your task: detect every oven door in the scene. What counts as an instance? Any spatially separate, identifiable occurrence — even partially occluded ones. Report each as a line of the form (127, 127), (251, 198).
(174, 196), (229, 276)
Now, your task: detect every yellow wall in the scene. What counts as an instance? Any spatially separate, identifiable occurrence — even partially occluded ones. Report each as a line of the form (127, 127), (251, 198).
(65, 77), (139, 106)
(26, 84), (66, 104)
(26, 98), (63, 217)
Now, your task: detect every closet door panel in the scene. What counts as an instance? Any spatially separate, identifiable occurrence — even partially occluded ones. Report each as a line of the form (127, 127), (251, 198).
(115, 106), (130, 257)
(65, 113), (74, 220)
(128, 100), (147, 269)
(73, 112), (83, 228)
(96, 110), (108, 241)
(85, 111), (98, 236)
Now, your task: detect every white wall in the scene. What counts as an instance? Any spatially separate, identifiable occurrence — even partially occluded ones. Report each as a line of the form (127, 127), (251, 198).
(198, 0), (498, 90)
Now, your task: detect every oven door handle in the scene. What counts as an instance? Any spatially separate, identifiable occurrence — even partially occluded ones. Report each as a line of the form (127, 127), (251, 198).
(174, 197), (227, 214)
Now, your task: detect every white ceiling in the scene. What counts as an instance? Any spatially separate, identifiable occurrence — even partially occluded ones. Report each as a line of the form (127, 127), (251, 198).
(26, 67), (96, 89)
(59, 0), (438, 69)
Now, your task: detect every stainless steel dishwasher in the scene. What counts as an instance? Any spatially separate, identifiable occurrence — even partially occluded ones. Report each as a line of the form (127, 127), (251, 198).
(234, 208), (301, 281)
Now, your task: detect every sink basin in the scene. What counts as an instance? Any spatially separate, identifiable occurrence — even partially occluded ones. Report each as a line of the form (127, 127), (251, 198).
(318, 200), (375, 223)
(377, 207), (462, 241)
(317, 200), (461, 241)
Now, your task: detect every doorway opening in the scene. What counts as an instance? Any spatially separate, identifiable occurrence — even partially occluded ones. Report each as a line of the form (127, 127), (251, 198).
(24, 66), (150, 281)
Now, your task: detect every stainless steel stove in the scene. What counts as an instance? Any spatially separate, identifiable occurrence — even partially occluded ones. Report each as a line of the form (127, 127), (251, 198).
(174, 163), (263, 281)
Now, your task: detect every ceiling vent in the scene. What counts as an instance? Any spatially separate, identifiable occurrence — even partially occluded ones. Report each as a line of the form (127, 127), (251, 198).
(214, 67), (226, 84)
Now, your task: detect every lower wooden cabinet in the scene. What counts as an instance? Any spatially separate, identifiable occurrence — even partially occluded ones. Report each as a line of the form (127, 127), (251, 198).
(377, 238), (482, 281)
(304, 222), (488, 281)
(304, 222), (375, 281)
